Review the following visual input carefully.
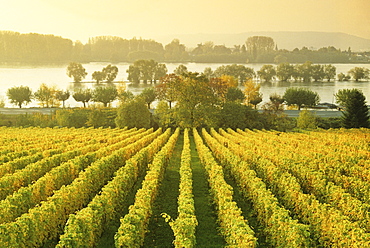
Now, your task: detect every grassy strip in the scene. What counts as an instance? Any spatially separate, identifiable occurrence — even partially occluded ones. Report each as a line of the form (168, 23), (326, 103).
(194, 129), (257, 247)
(114, 128), (180, 247)
(190, 133), (226, 248)
(170, 129), (197, 247)
(143, 131), (183, 247)
(221, 164), (269, 248)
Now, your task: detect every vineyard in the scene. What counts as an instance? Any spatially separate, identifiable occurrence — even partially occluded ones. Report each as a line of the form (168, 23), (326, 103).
(0, 126), (369, 247)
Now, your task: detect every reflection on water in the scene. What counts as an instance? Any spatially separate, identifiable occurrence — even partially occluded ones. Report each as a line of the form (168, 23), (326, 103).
(0, 62), (369, 108)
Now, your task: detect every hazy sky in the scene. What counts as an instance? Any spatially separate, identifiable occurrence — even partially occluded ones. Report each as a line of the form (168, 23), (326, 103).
(1, 0), (369, 43)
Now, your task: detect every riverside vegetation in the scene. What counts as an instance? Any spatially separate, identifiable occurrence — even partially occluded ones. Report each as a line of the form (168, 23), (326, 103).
(2, 61), (370, 130)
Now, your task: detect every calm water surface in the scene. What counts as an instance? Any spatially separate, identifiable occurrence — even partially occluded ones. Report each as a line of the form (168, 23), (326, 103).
(0, 62), (369, 108)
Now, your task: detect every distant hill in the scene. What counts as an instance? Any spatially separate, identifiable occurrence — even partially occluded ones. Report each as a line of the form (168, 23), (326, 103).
(154, 31), (370, 51)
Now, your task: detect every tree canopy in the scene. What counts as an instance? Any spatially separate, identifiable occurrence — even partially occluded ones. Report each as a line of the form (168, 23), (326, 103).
(6, 86), (33, 108)
(335, 89), (369, 128)
(33, 84), (59, 108)
(92, 86), (118, 107)
(257, 64), (276, 82)
(102, 64), (119, 83)
(214, 64), (255, 83)
(72, 89), (92, 108)
(348, 67), (370, 81)
(283, 87), (320, 110)
(139, 87), (156, 109)
(127, 59), (167, 84)
(67, 62), (87, 83)
(55, 90), (70, 108)
(115, 99), (151, 129)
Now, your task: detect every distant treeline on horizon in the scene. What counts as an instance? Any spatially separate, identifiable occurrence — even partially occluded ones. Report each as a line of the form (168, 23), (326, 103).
(0, 30), (368, 64)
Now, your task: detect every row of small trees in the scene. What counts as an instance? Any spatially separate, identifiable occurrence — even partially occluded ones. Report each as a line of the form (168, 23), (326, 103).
(203, 62), (369, 82)
(4, 81), (369, 129)
(67, 63), (119, 83)
(6, 84), (123, 108)
(4, 70), (364, 114)
(67, 61), (370, 85)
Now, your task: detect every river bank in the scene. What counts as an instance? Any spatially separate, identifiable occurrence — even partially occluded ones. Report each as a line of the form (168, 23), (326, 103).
(0, 107), (343, 118)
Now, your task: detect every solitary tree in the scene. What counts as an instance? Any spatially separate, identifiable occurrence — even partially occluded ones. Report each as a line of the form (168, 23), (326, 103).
(7, 86), (32, 108)
(55, 90), (70, 108)
(102, 64), (119, 83)
(34, 84), (59, 108)
(139, 87), (156, 109)
(249, 93), (263, 109)
(92, 86), (118, 107)
(92, 71), (106, 84)
(348, 67), (370, 81)
(283, 87), (320, 110)
(323, 64), (336, 82)
(67, 62), (87, 83)
(257, 64), (276, 82)
(73, 89), (92, 108)
(335, 89), (369, 128)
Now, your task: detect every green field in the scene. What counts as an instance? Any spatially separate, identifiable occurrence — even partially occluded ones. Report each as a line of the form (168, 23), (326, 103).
(0, 126), (369, 247)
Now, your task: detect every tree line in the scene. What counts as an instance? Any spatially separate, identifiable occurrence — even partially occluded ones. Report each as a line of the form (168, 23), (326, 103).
(66, 61), (370, 84)
(4, 64), (369, 130)
(0, 31), (367, 64)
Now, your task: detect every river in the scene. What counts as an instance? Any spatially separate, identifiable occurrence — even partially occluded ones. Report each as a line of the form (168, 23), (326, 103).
(0, 62), (369, 108)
